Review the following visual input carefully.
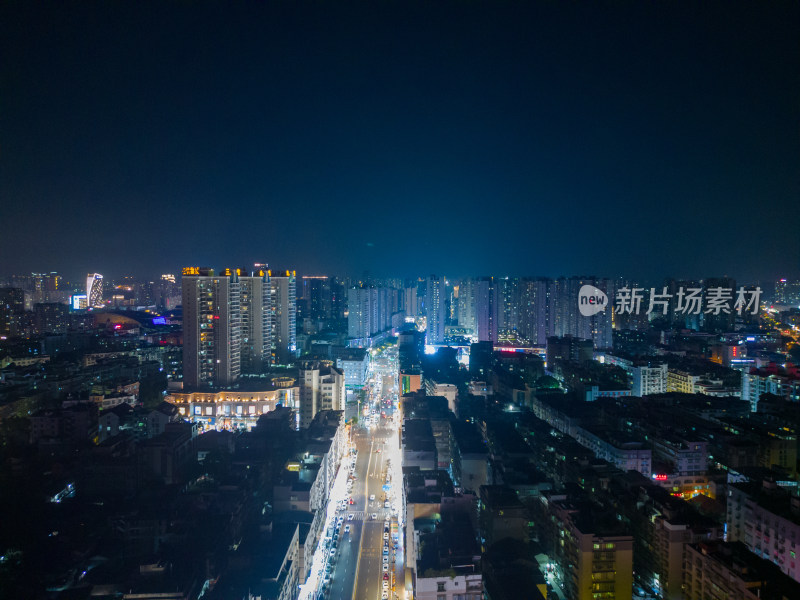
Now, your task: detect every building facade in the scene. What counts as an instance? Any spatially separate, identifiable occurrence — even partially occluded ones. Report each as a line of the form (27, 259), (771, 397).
(181, 267), (242, 388)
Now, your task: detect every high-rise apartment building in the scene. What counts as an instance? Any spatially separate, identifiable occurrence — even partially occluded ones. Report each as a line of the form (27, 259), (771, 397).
(495, 277), (520, 337)
(347, 285), (399, 342)
(268, 270), (297, 365)
(181, 268), (242, 388)
(457, 277), (495, 342)
(301, 275), (332, 320)
(425, 275), (446, 345)
(33, 302), (69, 334)
(182, 268), (242, 388)
(518, 277), (551, 345)
(239, 269), (272, 375)
(0, 288), (25, 338)
(517, 276), (613, 349)
(348, 287), (375, 339)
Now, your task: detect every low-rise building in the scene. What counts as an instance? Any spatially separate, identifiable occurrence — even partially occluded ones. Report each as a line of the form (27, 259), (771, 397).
(727, 479), (800, 583)
(742, 363), (800, 411)
(543, 496), (634, 600)
(332, 346), (369, 389)
(684, 541), (800, 600)
(573, 426), (651, 476)
(632, 363), (668, 396)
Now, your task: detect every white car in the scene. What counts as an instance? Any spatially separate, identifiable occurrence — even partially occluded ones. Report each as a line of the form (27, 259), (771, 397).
(383, 555), (389, 563)
(383, 581), (389, 589)
(383, 532), (389, 539)
(348, 513), (354, 521)
(372, 513), (378, 520)
(383, 563), (388, 572)
(369, 495), (375, 501)
(344, 525), (350, 533)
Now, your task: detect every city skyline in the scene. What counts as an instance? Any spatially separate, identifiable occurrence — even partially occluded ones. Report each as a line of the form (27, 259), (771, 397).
(1, 2), (798, 281)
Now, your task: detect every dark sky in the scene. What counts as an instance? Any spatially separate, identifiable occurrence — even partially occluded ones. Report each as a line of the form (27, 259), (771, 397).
(1, 1), (798, 283)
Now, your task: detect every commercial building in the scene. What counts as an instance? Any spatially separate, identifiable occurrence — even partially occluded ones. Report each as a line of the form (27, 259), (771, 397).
(166, 380), (298, 431)
(86, 273), (104, 308)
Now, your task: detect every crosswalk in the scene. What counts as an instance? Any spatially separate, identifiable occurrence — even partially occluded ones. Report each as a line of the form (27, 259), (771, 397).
(344, 510), (392, 521)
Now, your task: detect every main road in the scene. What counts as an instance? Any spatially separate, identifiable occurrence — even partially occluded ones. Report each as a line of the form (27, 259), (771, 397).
(322, 348), (403, 600)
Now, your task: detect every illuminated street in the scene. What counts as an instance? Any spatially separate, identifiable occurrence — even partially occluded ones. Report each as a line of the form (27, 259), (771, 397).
(300, 345), (402, 600)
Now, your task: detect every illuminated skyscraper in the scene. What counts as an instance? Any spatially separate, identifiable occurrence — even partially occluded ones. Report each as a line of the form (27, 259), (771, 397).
(425, 274), (446, 344)
(347, 287), (375, 339)
(181, 267), (241, 388)
(268, 270), (297, 365)
(86, 273), (104, 307)
(775, 278), (800, 306)
(239, 268), (272, 375)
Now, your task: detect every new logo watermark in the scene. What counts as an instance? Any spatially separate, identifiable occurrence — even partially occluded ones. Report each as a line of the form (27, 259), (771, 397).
(578, 285), (608, 316)
(577, 285), (763, 316)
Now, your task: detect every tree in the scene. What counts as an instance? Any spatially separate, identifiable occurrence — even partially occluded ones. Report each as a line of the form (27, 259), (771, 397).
(139, 372), (168, 409)
(535, 375), (560, 390)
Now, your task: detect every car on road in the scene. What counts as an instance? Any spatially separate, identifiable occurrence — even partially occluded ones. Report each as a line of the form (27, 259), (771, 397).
(383, 548), (388, 555)
(371, 513), (377, 520)
(369, 494), (375, 501)
(382, 564), (388, 572)
(383, 581), (389, 590)
(329, 549), (335, 556)
(384, 501), (390, 508)
(383, 555), (388, 563)
(383, 532), (389, 539)
(344, 525), (350, 533)
(347, 513), (354, 520)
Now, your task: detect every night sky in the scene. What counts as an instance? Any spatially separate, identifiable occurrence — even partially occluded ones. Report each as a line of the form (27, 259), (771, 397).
(1, 2), (798, 283)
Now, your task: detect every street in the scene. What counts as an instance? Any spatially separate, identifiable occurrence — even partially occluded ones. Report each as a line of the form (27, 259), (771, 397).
(316, 345), (403, 600)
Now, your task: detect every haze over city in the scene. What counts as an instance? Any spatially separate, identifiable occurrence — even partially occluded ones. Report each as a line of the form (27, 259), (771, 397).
(1, 2), (798, 281)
